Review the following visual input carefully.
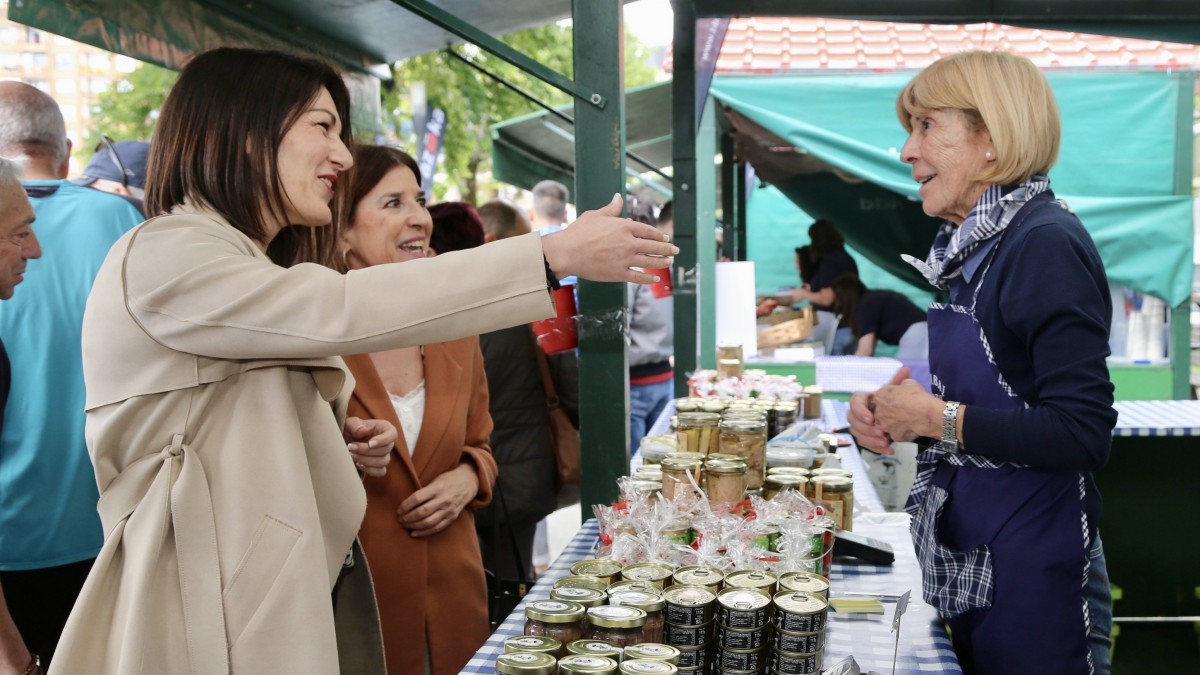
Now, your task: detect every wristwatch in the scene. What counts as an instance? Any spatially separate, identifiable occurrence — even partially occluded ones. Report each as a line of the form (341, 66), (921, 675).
(942, 401), (961, 452)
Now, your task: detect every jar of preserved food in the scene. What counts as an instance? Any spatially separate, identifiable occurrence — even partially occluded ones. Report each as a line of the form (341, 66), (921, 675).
(525, 600), (586, 654)
(558, 654), (619, 675)
(675, 413), (721, 456)
(809, 468), (852, 480)
(551, 587), (608, 612)
(700, 399), (729, 415)
(766, 440), (815, 470)
(627, 479), (663, 503)
(619, 659), (679, 675)
(704, 459), (747, 505)
(504, 635), (563, 656)
(763, 473), (806, 501)
(566, 639), (623, 660)
(495, 651), (557, 675)
(716, 343), (744, 378)
(717, 418), (767, 489)
(674, 398), (703, 414)
(623, 643), (682, 664)
(802, 385), (823, 418)
(659, 457), (703, 501)
(584, 605), (648, 649)
(773, 400), (799, 430)
(609, 588), (666, 644)
(634, 464), (663, 481)
(811, 475), (854, 530)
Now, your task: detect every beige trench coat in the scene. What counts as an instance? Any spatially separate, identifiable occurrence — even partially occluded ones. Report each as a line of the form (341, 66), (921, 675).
(49, 205), (553, 675)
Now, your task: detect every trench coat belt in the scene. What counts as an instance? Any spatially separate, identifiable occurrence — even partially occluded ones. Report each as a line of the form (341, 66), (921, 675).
(97, 434), (231, 674)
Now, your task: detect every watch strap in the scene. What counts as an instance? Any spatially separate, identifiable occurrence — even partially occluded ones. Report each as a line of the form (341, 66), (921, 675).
(942, 401), (960, 452)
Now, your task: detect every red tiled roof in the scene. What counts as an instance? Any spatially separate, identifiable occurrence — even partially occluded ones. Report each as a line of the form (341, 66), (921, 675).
(665, 17), (1200, 72)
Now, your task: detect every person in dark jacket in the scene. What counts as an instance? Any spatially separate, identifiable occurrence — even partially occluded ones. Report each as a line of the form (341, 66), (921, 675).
(831, 274), (928, 359)
(786, 219), (859, 354)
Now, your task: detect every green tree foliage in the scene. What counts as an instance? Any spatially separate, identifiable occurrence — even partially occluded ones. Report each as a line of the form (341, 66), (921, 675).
(77, 63), (177, 165)
(387, 23), (661, 203)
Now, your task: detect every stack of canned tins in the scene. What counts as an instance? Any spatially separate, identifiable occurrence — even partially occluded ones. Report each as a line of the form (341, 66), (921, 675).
(505, 558), (832, 675)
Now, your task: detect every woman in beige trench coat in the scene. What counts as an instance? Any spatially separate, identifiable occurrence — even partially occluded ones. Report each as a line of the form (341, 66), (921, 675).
(49, 48), (676, 675)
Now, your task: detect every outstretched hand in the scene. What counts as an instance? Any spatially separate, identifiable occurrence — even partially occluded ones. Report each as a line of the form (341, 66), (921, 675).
(541, 194), (679, 285)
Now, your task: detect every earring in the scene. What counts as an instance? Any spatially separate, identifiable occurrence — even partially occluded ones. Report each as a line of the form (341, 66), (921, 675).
(341, 248), (350, 269)
(985, 151), (994, 160)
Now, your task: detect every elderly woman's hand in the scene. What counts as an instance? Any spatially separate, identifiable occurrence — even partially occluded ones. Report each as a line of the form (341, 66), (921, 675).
(344, 416), (396, 477)
(541, 194), (679, 285)
(871, 379), (943, 443)
(397, 463), (479, 538)
(848, 366), (910, 454)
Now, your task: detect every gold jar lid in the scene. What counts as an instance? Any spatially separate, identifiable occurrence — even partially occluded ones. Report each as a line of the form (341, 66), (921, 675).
(609, 588), (666, 612)
(707, 453), (748, 464)
(765, 474), (806, 489)
(773, 401), (799, 412)
(699, 400), (729, 414)
(619, 659), (679, 675)
(666, 451), (706, 463)
(571, 558), (624, 579)
(773, 590), (829, 615)
(567, 639), (624, 658)
(810, 468), (852, 479)
(675, 412), (721, 428)
(811, 476), (853, 493)
(623, 643), (682, 664)
(554, 574), (609, 592)
(586, 604), (647, 628)
(662, 584), (717, 607)
(606, 579), (658, 595)
(673, 398), (704, 413)
(495, 651), (557, 675)
(705, 459), (748, 474)
(628, 479), (663, 495)
(503, 635), (562, 655)
(720, 409), (768, 421)
(672, 566), (724, 588)
(558, 655), (619, 674)
(778, 572), (830, 595)
(551, 586), (607, 607)
(660, 457), (702, 471)
(723, 569), (778, 591)
(524, 599), (585, 623)
(719, 417), (767, 432)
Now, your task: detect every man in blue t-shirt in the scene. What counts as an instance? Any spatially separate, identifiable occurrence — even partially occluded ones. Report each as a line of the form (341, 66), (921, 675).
(0, 82), (142, 669)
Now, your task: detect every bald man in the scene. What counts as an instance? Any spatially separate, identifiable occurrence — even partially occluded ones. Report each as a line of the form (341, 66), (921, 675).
(0, 81), (141, 669)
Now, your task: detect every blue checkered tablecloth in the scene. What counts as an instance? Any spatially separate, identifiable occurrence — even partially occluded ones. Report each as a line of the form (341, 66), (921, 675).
(460, 519), (960, 674)
(1112, 400), (1200, 437)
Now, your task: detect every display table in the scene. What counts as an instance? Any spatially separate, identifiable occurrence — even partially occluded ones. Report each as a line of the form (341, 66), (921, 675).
(465, 397), (961, 674)
(1111, 399), (1200, 436)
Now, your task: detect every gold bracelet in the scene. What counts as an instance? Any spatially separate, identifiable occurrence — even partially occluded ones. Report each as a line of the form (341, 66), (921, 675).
(22, 653), (40, 675)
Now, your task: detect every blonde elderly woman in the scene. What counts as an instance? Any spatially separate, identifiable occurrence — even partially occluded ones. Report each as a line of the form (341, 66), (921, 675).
(848, 51), (1114, 674)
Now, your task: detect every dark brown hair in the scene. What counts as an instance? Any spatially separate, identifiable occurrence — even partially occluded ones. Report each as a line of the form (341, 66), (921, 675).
(831, 273), (867, 338)
(428, 201), (485, 253)
(145, 47), (353, 267)
(807, 219), (844, 258)
(334, 144), (422, 271)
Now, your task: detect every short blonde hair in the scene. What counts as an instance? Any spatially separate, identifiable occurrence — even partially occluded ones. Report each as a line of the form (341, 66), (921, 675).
(896, 50), (1060, 186)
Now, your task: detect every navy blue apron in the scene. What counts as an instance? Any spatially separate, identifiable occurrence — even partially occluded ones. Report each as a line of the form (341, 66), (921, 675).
(911, 197), (1094, 674)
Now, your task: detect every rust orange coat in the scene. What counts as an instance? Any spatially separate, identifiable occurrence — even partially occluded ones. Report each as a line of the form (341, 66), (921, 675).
(344, 338), (498, 675)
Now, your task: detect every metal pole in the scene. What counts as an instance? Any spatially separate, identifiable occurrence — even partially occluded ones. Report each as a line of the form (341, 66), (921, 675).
(671, 0), (699, 397)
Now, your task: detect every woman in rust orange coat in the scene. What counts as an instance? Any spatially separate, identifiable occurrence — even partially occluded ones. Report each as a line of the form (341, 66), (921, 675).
(336, 145), (497, 674)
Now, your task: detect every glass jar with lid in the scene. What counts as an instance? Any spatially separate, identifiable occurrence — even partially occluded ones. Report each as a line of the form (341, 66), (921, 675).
(551, 586), (608, 628)
(504, 635), (562, 656)
(623, 643), (682, 664)
(811, 475), (854, 530)
(557, 654), (619, 675)
(584, 605), (648, 649)
(495, 651), (557, 675)
(524, 599), (585, 655)
(763, 473), (807, 501)
(716, 342), (744, 378)
(566, 639), (623, 660)
(659, 457), (702, 501)
(704, 459), (747, 505)
(570, 559), (624, 586)
(766, 440), (815, 469)
(718, 418), (767, 489)
(675, 412), (721, 456)
(619, 659), (679, 675)
(608, 588), (666, 644)
(673, 398), (704, 414)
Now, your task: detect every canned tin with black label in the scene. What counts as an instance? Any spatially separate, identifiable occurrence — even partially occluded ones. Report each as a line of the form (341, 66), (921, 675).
(713, 622), (766, 651)
(712, 669), (757, 675)
(621, 562), (675, 589)
(675, 644), (710, 670)
(723, 569), (778, 596)
(771, 592), (827, 634)
(768, 648), (822, 674)
(771, 628), (824, 655)
(662, 620), (713, 647)
(777, 572), (829, 601)
(672, 565), (724, 593)
(714, 646), (766, 672)
(715, 588), (772, 629)
(571, 559), (625, 586)
(662, 585), (716, 626)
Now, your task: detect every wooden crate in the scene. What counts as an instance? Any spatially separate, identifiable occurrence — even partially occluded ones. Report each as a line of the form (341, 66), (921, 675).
(757, 307), (812, 327)
(757, 318), (813, 348)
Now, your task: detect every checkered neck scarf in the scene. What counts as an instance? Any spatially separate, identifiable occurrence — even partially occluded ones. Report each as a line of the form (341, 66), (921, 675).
(902, 176), (1050, 290)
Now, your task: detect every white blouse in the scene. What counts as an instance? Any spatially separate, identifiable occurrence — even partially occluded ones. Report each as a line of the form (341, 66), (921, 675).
(389, 381), (426, 455)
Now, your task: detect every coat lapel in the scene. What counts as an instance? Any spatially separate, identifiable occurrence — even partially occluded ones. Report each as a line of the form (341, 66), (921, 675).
(411, 343), (463, 479)
(341, 353), (422, 489)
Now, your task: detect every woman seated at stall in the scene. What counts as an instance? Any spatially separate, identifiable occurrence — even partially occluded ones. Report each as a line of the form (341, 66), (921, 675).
(335, 147), (497, 675)
(831, 273), (928, 360)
